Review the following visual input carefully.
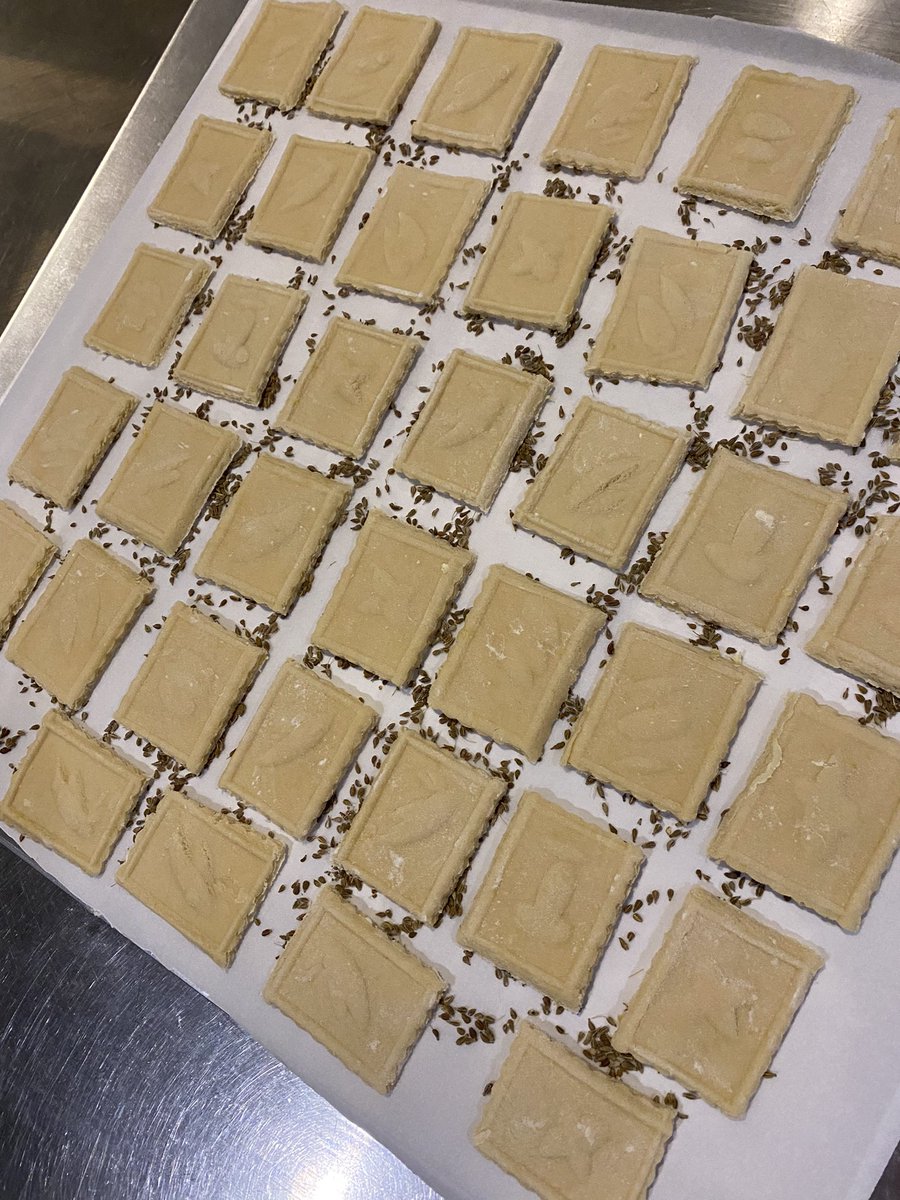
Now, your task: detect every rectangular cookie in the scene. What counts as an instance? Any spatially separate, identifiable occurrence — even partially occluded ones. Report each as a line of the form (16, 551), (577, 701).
(335, 164), (489, 305)
(0, 709), (146, 875)
(834, 108), (900, 267)
(0, 503), (56, 642)
(542, 44), (695, 180)
(678, 66), (855, 221)
(84, 244), (212, 369)
(220, 660), (377, 838)
(411, 27), (558, 156)
(245, 136), (375, 262)
(306, 7), (439, 126)
(6, 539), (152, 709)
(9, 367), (138, 508)
(172, 274), (307, 406)
(513, 396), (688, 571)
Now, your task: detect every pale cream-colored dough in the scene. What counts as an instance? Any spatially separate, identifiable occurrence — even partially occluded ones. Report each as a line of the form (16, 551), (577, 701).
(312, 509), (474, 687)
(220, 659), (377, 838)
(463, 192), (613, 332)
(173, 274), (307, 406)
(709, 692), (900, 932)
(473, 1022), (676, 1200)
(335, 164), (489, 305)
(263, 886), (445, 1093)
(411, 27), (558, 156)
(640, 449), (848, 646)
(307, 7), (439, 126)
(612, 886), (825, 1117)
(117, 788), (285, 967)
(219, 0), (345, 111)
(735, 265), (900, 446)
(394, 349), (550, 511)
(458, 791), (642, 1010)
(514, 396), (688, 571)
(807, 515), (900, 693)
(6, 539), (152, 709)
(276, 315), (419, 457)
(429, 564), (605, 762)
(678, 66), (855, 221)
(115, 602), (265, 774)
(564, 623), (760, 822)
(0, 709), (146, 875)
(9, 367), (138, 508)
(245, 136), (374, 262)
(834, 109), (900, 267)
(196, 453), (350, 614)
(586, 226), (752, 387)
(96, 402), (242, 556)
(84, 244), (212, 368)
(542, 44), (695, 180)
(0, 503), (56, 642)
(335, 728), (505, 924)
(148, 116), (272, 239)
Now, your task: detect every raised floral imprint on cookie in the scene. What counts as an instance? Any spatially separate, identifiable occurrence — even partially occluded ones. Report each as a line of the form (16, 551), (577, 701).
(439, 64), (513, 115)
(704, 505), (776, 584)
(153, 650), (218, 719)
(734, 111), (794, 164)
(277, 164), (340, 215)
(506, 234), (560, 285)
(185, 156), (221, 197)
(255, 710), (336, 774)
(168, 828), (224, 912)
(128, 444), (194, 500)
(211, 306), (262, 369)
(116, 280), (162, 334)
(636, 273), (694, 350)
(588, 81), (662, 144)
(565, 452), (642, 514)
(50, 759), (94, 834)
(429, 390), (504, 451)
(514, 845), (583, 946)
(305, 941), (371, 1026)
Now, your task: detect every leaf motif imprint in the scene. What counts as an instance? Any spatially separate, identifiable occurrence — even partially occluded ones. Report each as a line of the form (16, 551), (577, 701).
(56, 577), (101, 655)
(440, 64), (513, 116)
(740, 112), (793, 141)
(564, 455), (640, 513)
(212, 305), (258, 369)
(229, 506), (305, 565)
(586, 80), (660, 145)
(186, 158), (221, 198)
(51, 758), (94, 832)
(376, 789), (451, 849)
(514, 858), (578, 945)
(610, 676), (691, 773)
(356, 562), (400, 616)
(256, 711), (335, 770)
(382, 210), (428, 277)
(431, 393), (502, 452)
(277, 163), (339, 214)
(507, 235), (557, 284)
(704, 505), (776, 585)
(169, 827), (221, 910)
(154, 649), (217, 719)
(305, 940), (371, 1026)
(118, 281), (162, 333)
(636, 294), (677, 352)
(128, 443), (193, 499)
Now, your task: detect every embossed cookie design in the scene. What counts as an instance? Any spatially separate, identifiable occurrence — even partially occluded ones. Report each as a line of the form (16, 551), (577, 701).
(640, 449), (847, 645)
(678, 66), (855, 221)
(0, 503), (56, 642)
(834, 108), (900, 268)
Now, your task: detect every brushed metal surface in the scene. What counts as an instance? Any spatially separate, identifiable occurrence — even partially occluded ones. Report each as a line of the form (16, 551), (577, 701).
(1, 1), (899, 1198)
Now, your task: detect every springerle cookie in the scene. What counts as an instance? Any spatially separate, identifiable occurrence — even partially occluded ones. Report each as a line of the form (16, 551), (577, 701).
(834, 109), (900, 267)
(117, 788), (284, 966)
(9, 367), (137, 508)
(6, 539), (151, 710)
(264, 886), (445, 1093)
(0, 503), (56, 642)
(458, 791), (642, 1010)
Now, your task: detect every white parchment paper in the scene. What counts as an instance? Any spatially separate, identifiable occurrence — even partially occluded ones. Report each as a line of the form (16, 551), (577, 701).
(2, 3), (900, 1199)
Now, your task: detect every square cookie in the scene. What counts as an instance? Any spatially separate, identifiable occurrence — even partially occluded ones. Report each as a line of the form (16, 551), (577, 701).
(429, 564), (605, 762)
(834, 108), (900, 268)
(0, 503), (56, 642)
(462, 192), (613, 332)
(678, 66), (855, 221)
(458, 791), (642, 1010)
(307, 7), (439, 126)
(147, 116), (272, 239)
(563, 623), (760, 822)
(115, 602), (265, 774)
(173, 274), (306, 406)
(542, 44), (695, 181)
(219, 0), (345, 111)
(312, 509), (474, 687)
(84, 244), (212, 368)
(0, 710), (145, 875)
(196, 453), (350, 613)
(807, 516), (900, 693)
(473, 1022), (675, 1200)
(735, 266), (900, 447)
(709, 692), (900, 932)
(117, 788), (284, 967)
(6, 539), (151, 709)
(9, 367), (138, 508)
(612, 886), (824, 1117)
(335, 164), (489, 305)
(641, 449), (847, 646)
(264, 886), (445, 1093)
(513, 397), (688, 571)
(411, 27), (558, 156)
(394, 349), (550, 511)
(245, 136), (374, 262)
(275, 316), (419, 457)
(220, 660), (377, 838)
(96, 403), (242, 556)
(335, 728), (505, 924)
(586, 227), (752, 387)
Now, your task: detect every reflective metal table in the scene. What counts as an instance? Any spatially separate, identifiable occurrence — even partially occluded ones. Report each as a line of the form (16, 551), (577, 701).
(2, 2), (899, 1197)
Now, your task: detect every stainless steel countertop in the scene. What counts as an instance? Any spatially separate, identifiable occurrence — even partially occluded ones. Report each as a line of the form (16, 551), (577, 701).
(1, 2), (899, 1197)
